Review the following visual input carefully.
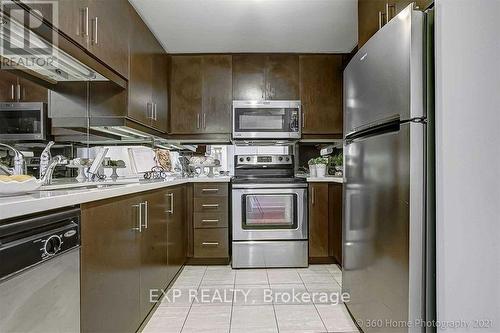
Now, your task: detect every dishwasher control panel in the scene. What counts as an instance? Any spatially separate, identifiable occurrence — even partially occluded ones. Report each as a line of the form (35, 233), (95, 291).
(0, 208), (80, 281)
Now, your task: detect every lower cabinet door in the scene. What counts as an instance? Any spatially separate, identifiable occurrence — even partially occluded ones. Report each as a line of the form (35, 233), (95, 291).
(194, 228), (229, 258)
(309, 183), (330, 258)
(166, 186), (187, 283)
(140, 190), (169, 319)
(81, 195), (142, 333)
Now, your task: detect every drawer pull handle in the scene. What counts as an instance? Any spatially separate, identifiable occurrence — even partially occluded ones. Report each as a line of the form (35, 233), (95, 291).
(202, 204), (219, 208)
(202, 188), (219, 192)
(201, 219), (219, 223)
(202, 242), (220, 246)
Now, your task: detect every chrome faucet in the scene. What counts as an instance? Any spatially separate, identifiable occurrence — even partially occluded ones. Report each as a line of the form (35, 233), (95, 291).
(0, 143), (26, 175)
(40, 155), (68, 185)
(39, 141), (55, 179)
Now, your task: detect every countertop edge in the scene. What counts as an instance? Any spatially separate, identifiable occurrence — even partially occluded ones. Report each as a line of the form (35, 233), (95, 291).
(0, 177), (231, 221)
(306, 177), (344, 183)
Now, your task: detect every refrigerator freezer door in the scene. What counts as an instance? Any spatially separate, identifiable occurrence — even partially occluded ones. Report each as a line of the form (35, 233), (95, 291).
(342, 121), (426, 332)
(344, 6), (424, 135)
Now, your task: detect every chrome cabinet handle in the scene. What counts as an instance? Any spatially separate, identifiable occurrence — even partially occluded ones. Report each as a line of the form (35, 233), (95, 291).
(202, 188), (219, 193)
(166, 193), (174, 214)
(132, 204), (142, 232)
(147, 102), (153, 119)
(203, 113), (206, 129)
(142, 201), (148, 229)
(202, 204), (219, 209)
(201, 219), (220, 223)
(154, 103), (157, 120)
(91, 17), (98, 45)
(386, 3), (396, 24)
(311, 187), (315, 205)
(11, 84), (15, 100)
(16, 84), (21, 101)
(301, 112), (305, 129)
(197, 114), (201, 129)
(378, 11), (386, 29)
(80, 7), (89, 37)
(202, 242), (219, 246)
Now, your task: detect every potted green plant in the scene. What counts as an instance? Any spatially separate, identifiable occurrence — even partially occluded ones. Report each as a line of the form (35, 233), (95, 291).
(308, 158), (317, 177)
(315, 157), (329, 177)
(332, 153), (343, 174)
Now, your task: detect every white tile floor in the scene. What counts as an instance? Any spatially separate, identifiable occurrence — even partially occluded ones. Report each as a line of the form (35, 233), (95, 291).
(142, 264), (359, 333)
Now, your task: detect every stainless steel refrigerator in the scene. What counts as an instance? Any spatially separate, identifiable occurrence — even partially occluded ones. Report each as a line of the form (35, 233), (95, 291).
(342, 4), (434, 333)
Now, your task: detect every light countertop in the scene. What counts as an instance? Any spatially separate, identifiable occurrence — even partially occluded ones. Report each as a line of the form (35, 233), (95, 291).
(306, 176), (344, 183)
(0, 176), (231, 221)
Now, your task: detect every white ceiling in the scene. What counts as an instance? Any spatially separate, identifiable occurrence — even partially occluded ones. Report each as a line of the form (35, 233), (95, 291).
(129, 0), (358, 54)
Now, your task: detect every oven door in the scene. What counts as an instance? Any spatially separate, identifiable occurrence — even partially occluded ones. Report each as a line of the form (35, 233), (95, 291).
(0, 102), (47, 140)
(232, 101), (301, 139)
(232, 185), (308, 241)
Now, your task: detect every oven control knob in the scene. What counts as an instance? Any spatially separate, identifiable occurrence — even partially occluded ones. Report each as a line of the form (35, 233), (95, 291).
(278, 157), (283, 161)
(239, 157), (244, 162)
(286, 157), (290, 162)
(246, 157), (251, 162)
(43, 235), (62, 256)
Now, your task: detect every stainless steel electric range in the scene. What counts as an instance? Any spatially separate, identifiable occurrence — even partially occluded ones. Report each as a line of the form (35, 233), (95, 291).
(231, 154), (308, 268)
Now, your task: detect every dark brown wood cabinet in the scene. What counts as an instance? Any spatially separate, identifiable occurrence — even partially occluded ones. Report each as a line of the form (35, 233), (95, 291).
(128, 7), (168, 132)
(140, 190), (169, 319)
(232, 54), (299, 100)
(81, 186), (187, 333)
(88, 0), (129, 79)
(0, 70), (48, 102)
(308, 182), (343, 265)
(188, 182), (230, 262)
(299, 55), (343, 136)
(170, 55), (232, 134)
(266, 54), (299, 100)
(0, 71), (20, 102)
(52, 0), (129, 78)
(358, 0), (429, 49)
(81, 194), (142, 333)
(202, 55), (233, 133)
(170, 56), (203, 134)
(232, 54), (266, 100)
(165, 185), (187, 283)
(309, 183), (330, 258)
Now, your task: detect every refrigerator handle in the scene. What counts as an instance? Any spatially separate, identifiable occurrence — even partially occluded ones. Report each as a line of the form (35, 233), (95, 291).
(345, 117), (401, 143)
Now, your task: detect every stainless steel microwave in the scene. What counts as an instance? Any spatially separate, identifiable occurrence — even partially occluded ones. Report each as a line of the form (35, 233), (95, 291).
(0, 102), (48, 140)
(232, 100), (301, 139)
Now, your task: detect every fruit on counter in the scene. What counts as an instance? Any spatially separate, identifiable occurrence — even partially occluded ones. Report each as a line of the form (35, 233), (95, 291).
(0, 175), (35, 182)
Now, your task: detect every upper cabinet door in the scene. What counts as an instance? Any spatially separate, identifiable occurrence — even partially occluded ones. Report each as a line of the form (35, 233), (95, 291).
(151, 51), (169, 133)
(170, 56), (203, 134)
(88, 0), (129, 79)
(232, 54), (266, 100)
(128, 7), (153, 126)
(299, 55), (343, 135)
(202, 55), (232, 134)
(0, 71), (20, 102)
(358, 0), (387, 48)
(57, 0), (90, 49)
(266, 55), (299, 100)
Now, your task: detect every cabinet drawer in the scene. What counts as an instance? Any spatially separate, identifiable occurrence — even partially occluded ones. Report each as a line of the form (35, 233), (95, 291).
(194, 228), (229, 258)
(194, 197), (228, 213)
(193, 183), (228, 197)
(194, 212), (228, 229)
